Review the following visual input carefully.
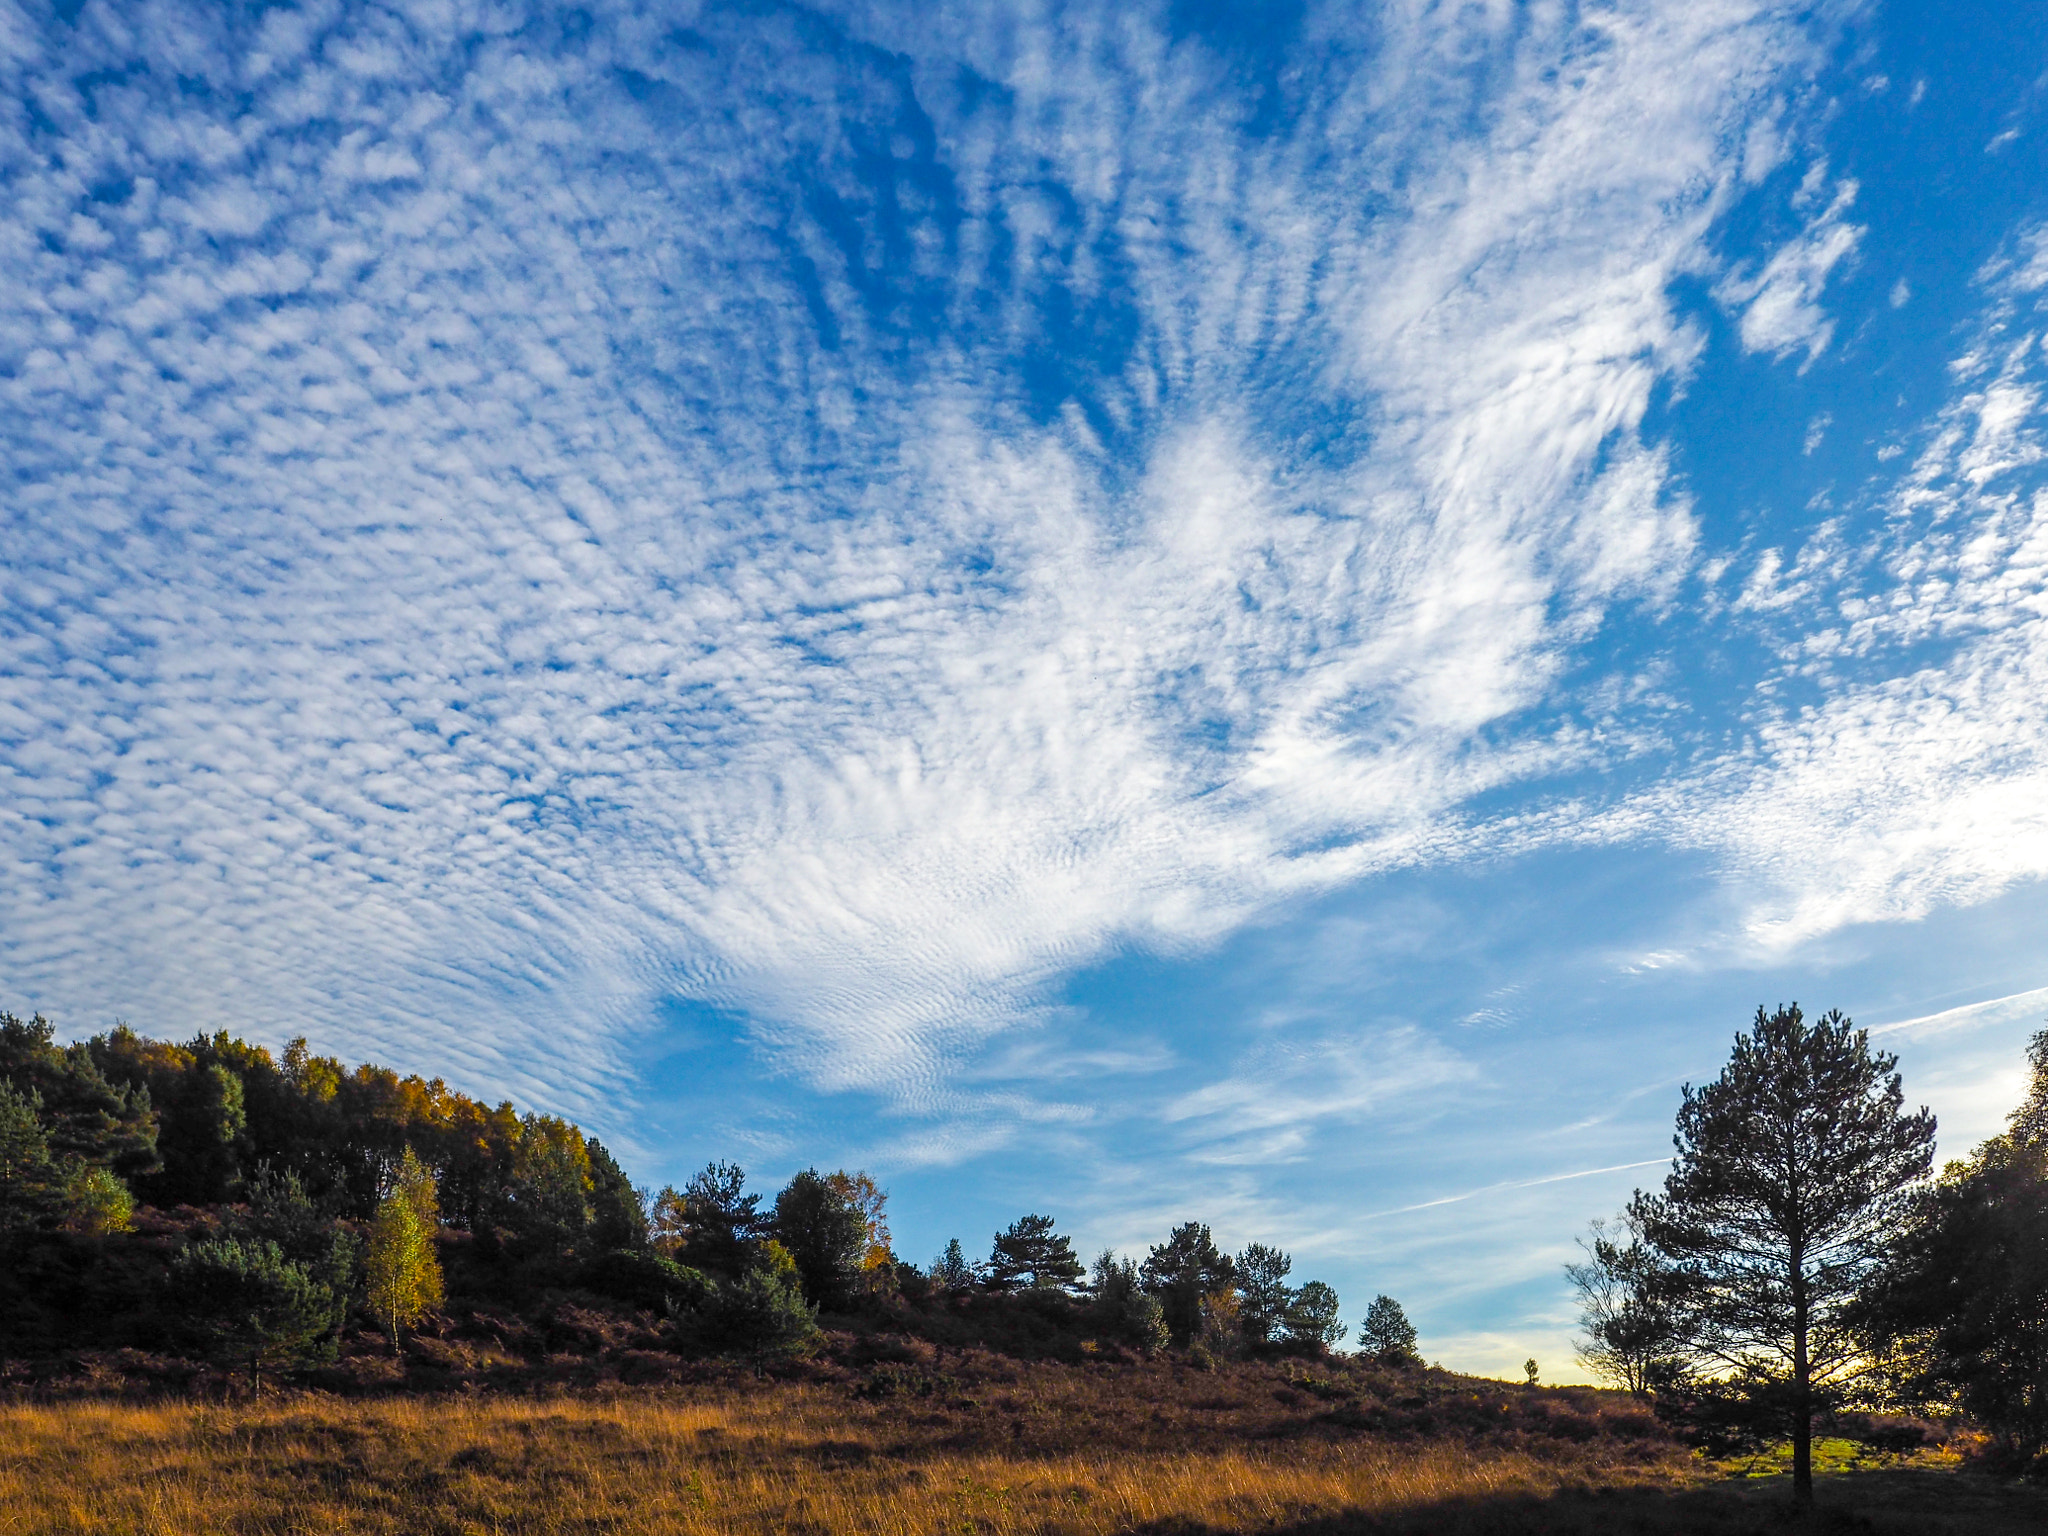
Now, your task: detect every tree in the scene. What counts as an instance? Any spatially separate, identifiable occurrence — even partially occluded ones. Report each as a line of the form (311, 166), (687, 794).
(2012, 1027), (2048, 1147)
(0, 1079), (137, 1236)
(771, 1168), (869, 1309)
(0, 1013), (158, 1182)
(503, 1114), (592, 1256)
(1236, 1243), (1294, 1346)
(930, 1237), (976, 1291)
(822, 1169), (893, 1273)
(1282, 1280), (1346, 1351)
(64, 1165), (134, 1235)
(1141, 1222), (1234, 1345)
(365, 1148), (444, 1351)
(987, 1214), (1084, 1292)
(1638, 1004), (1936, 1509)
(1566, 1209), (1684, 1398)
(1863, 1028), (2048, 1459)
(1091, 1250), (1168, 1354)
(1193, 1289), (1244, 1361)
(1359, 1294), (1420, 1365)
(153, 1061), (248, 1206)
(586, 1139), (648, 1251)
(675, 1239), (820, 1366)
(652, 1161), (760, 1275)
(0, 1081), (64, 1231)
(170, 1236), (341, 1389)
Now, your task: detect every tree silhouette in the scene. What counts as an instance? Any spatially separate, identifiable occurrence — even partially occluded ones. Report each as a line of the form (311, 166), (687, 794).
(1359, 1294), (1419, 1365)
(1639, 1003), (1935, 1509)
(1140, 1222), (1234, 1345)
(1566, 1208), (1684, 1398)
(987, 1214), (1084, 1292)
(1864, 1028), (2048, 1458)
(1236, 1243), (1293, 1345)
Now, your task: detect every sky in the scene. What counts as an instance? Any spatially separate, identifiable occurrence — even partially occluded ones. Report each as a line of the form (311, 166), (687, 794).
(5, 0), (2048, 1379)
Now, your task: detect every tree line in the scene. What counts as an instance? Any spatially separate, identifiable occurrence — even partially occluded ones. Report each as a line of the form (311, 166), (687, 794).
(1566, 1004), (2048, 1506)
(0, 1011), (1420, 1381)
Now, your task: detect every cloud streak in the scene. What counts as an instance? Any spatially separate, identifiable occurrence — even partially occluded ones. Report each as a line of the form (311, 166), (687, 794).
(0, 0), (1885, 1138)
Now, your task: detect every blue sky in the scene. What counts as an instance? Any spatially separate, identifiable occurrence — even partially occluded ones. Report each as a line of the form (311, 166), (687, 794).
(6, 0), (2048, 1377)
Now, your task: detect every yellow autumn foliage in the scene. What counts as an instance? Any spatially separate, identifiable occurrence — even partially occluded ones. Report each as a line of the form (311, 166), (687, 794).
(363, 1147), (443, 1349)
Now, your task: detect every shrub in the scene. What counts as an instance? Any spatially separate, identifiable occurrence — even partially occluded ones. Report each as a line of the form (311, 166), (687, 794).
(673, 1239), (820, 1364)
(577, 1248), (709, 1313)
(169, 1236), (342, 1387)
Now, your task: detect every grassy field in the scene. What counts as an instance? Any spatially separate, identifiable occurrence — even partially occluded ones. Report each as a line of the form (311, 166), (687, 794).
(1, 1370), (2043, 1536)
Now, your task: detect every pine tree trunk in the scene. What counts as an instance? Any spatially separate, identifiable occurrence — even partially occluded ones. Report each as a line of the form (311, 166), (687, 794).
(1791, 1264), (1813, 1509)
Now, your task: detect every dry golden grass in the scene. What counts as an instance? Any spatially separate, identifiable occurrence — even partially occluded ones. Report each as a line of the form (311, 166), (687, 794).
(0, 1388), (1692, 1536)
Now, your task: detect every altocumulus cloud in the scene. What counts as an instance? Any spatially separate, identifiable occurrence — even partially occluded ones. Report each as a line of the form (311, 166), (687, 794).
(11, 0), (2041, 1143)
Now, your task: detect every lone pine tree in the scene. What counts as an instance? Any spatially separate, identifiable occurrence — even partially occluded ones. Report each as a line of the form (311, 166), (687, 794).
(1638, 1004), (1934, 1509)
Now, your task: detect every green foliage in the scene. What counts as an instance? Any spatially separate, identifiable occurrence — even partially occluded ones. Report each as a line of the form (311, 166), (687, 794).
(156, 1061), (248, 1206)
(930, 1237), (976, 1291)
(771, 1168), (869, 1309)
(1281, 1279), (1346, 1351)
(1359, 1294), (1420, 1365)
(578, 1248), (710, 1313)
(1566, 1208), (1683, 1398)
(673, 1239), (820, 1363)
(1864, 1029), (2048, 1456)
(504, 1114), (593, 1256)
(652, 1161), (761, 1276)
(1236, 1243), (1293, 1345)
(169, 1235), (343, 1386)
(1194, 1288), (1245, 1360)
(1524, 1358), (1540, 1386)
(1140, 1222), (1234, 1345)
(1091, 1249), (1169, 1354)
(987, 1214), (1084, 1293)
(244, 1164), (331, 1262)
(365, 1148), (443, 1349)
(0, 1080), (64, 1231)
(0, 1013), (158, 1181)
(1637, 1003), (1936, 1506)
(0, 1075), (139, 1236)
(64, 1164), (135, 1235)
(585, 1138), (648, 1251)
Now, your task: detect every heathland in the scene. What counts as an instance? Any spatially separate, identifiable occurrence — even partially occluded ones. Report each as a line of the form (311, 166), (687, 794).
(5, 1006), (2048, 1532)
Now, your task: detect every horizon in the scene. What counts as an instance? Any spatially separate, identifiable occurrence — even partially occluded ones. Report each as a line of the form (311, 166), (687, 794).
(6, 0), (2048, 1382)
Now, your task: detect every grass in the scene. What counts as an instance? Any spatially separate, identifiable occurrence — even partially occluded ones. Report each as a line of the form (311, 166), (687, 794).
(0, 1388), (1689, 1535)
(0, 1361), (2041, 1534)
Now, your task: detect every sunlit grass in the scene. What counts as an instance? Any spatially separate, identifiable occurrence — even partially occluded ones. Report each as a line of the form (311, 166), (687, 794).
(0, 1389), (1690, 1536)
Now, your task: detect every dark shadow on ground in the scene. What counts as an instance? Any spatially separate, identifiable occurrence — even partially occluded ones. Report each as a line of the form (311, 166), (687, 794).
(1133, 1469), (2048, 1535)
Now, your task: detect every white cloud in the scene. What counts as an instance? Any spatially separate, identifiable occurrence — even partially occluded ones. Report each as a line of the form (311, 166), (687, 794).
(1636, 225), (2048, 953)
(0, 0), (1854, 1136)
(1717, 177), (1863, 365)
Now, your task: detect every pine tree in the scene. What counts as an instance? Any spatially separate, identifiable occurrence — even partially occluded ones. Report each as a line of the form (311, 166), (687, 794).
(1140, 1222), (1234, 1345)
(170, 1236), (341, 1389)
(930, 1237), (975, 1291)
(364, 1148), (443, 1352)
(1236, 1243), (1294, 1345)
(771, 1168), (869, 1308)
(0, 1080), (63, 1231)
(1639, 1004), (1935, 1509)
(1863, 1028), (2048, 1458)
(1281, 1280), (1346, 1351)
(1359, 1294), (1420, 1365)
(987, 1214), (1084, 1292)
(653, 1161), (761, 1275)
